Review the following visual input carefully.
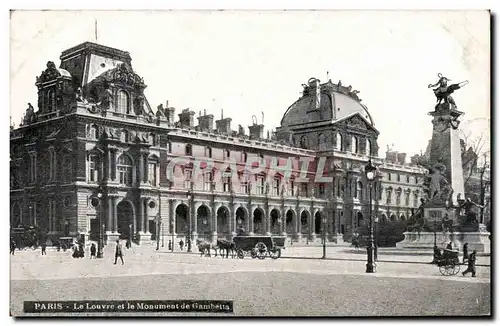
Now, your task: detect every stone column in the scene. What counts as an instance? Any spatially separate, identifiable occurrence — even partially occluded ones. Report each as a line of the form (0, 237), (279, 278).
(248, 204), (255, 236)
(265, 205), (271, 236)
(212, 204), (218, 243)
(143, 153), (148, 183)
(192, 201), (198, 240)
(144, 199), (150, 235)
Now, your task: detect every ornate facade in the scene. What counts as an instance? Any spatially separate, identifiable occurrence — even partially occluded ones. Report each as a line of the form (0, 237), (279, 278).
(10, 42), (427, 246)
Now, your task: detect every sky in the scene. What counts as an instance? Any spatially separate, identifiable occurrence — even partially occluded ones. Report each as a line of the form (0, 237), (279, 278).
(9, 10), (490, 158)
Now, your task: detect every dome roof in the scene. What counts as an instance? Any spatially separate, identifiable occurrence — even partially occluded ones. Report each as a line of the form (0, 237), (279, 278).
(280, 78), (374, 128)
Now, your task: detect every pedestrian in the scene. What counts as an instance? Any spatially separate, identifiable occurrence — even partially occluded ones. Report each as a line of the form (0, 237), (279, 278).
(10, 239), (16, 255)
(78, 242), (85, 258)
(462, 242), (469, 264)
(462, 250), (477, 277)
(179, 239), (184, 251)
(41, 242), (47, 255)
(432, 245), (442, 264)
(126, 238), (131, 249)
(114, 240), (124, 265)
(90, 243), (97, 259)
(168, 240), (172, 251)
(187, 239), (191, 252)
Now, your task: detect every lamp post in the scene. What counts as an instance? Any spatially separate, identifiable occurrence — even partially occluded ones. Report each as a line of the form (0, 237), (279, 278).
(364, 159), (377, 273)
(187, 185), (193, 253)
(433, 212), (437, 248)
(374, 216), (379, 261)
(95, 192), (104, 258)
(321, 213), (327, 259)
(156, 214), (161, 251)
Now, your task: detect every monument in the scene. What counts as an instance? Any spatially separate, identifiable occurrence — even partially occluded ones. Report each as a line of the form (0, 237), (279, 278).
(397, 74), (490, 253)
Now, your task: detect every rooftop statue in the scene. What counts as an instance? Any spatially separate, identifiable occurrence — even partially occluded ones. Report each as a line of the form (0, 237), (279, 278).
(428, 73), (469, 108)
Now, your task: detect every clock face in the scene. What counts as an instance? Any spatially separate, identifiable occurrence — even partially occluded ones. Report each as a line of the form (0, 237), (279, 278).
(366, 171), (375, 180)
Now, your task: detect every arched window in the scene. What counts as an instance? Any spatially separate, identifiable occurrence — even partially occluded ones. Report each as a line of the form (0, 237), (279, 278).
(366, 139), (371, 156)
(318, 133), (326, 151)
(351, 136), (358, 153)
(117, 154), (133, 186)
(336, 133), (342, 150)
(117, 90), (129, 114)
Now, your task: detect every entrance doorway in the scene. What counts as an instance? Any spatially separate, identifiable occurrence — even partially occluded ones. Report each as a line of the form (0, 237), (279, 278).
(117, 201), (134, 240)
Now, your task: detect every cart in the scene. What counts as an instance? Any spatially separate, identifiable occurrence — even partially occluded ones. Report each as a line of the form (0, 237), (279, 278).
(233, 235), (286, 260)
(437, 249), (461, 276)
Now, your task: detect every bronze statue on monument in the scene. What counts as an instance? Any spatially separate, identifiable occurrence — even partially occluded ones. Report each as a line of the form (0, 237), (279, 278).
(428, 73), (469, 109)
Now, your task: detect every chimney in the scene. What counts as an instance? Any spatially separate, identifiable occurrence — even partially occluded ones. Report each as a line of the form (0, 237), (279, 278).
(178, 108), (195, 128)
(248, 123), (264, 140)
(167, 107), (175, 124)
(215, 117), (232, 134)
(397, 153), (407, 164)
(197, 110), (214, 132)
(385, 151), (398, 163)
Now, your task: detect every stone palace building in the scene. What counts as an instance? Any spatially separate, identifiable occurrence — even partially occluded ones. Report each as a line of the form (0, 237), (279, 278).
(10, 42), (427, 245)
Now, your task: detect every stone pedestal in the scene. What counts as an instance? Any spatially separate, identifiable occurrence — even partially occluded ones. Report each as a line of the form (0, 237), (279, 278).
(396, 231), (490, 253)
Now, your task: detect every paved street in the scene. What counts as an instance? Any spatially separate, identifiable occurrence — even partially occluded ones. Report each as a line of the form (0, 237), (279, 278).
(10, 245), (491, 316)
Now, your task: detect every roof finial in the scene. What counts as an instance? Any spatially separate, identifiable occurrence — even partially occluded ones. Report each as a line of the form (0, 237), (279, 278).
(326, 71), (330, 81)
(221, 109), (224, 119)
(94, 19), (98, 42)
(261, 111), (264, 125)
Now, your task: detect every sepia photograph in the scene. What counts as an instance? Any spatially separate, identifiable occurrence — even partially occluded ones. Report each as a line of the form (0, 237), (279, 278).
(8, 9), (491, 317)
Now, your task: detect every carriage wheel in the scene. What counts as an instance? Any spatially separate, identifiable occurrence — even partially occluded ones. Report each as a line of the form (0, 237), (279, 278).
(269, 248), (281, 260)
(255, 242), (267, 260)
(218, 248), (225, 257)
(237, 249), (245, 259)
(452, 263), (461, 276)
(251, 249), (257, 259)
(439, 265), (448, 276)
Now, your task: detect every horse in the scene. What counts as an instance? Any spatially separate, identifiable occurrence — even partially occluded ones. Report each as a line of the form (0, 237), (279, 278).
(196, 239), (217, 257)
(217, 239), (236, 258)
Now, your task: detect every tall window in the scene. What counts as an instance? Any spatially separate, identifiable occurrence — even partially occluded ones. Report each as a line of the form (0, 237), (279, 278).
(62, 154), (72, 182)
(356, 181), (363, 200)
(405, 192), (410, 206)
(397, 174), (401, 182)
(257, 176), (265, 195)
(406, 175), (410, 183)
(319, 183), (325, 196)
(318, 133), (326, 151)
(151, 133), (157, 146)
(88, 155), (100, 183)
(415, 177), (419, 184)
(351, 136), (358, 153)
(378, 184), (383, 200)
(117, 90), (129, 114)
(413, 193), (419, 207)
(186, 144), (192, 156)
(203, 172), (212, 191)
(386, 189), (392, 204)
(148, 161), (157, 186)
(167, 142), (172, 153)
(290, 179), (295, 196)
(396, 190), (401, 205)
(47, 90), (55, 112)
(301, 183), (308, 197)
(205, 147), (212, 158)
(29, 153), (37, 183)
(366, 139), (371, 156)
(225, 149), (230, 159)
(184, 169), (193, 189)
(336, 133), (342, 150)
(388, 173), (392, 181)
(240, 174), (249, 194)
(121, 130), (129, 143)
(48, 148), (56, 181)
(223, 173), (231, 192)
(242, 152), (248, 163)
(117, 155), (133, 186)
(88, 125), (98, 140)
(272, 177), (280, 196)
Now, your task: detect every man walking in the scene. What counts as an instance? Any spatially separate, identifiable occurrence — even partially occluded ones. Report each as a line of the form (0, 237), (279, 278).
(462, 250), (477, 277)
(10, 239), (16, 255)
(41, 242), (47, 255)
(90, 243), (97, 259)
(462, 242), (469, 264)
(114, 240), (124, 265)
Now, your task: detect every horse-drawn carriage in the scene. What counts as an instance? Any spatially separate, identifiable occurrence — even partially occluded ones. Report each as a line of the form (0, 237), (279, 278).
(233, 235), (286, 260)
(436, 249), (461, 276)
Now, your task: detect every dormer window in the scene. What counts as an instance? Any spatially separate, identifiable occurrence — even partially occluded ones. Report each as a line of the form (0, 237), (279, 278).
(336, 133), (343, 150)
(117, 90), (130, 114)
(366, 139), (371, 156)
(205, 147), (212, 158)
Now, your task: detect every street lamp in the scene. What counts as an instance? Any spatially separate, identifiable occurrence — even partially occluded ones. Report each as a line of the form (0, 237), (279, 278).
(95, 192), (104, 258)
(321, 213), (327, 259)
(187, 184), (193, 253)
(374, 216), (379, 261)
(156, 214), (161, 251)
(364, 159), (377, 273)
(433, 212), (437, 248)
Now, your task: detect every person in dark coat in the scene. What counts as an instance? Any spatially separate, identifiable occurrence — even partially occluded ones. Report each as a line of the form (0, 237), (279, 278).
(462, 250), (477, 277)
(168, 240), (172, 251)
(179, 239), (184, 251)
(10, 239), (16, 255)
(126, 238), (131, 249)
(462, 242), (469, 263)
(114, 240), (124, 265)
(90, 243), (97, 259)
(432, 246), (442, 264)
(78, 243), (85, 258)
(41, 242), (47, 255)
(187, 239), (191, 252)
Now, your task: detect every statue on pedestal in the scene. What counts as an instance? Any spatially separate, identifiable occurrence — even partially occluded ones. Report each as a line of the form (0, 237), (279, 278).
(406, 198), (430, 232)
(423, 164), (454, 205)
(428, 73), (469, 108)
(459, 198), (484, 225)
